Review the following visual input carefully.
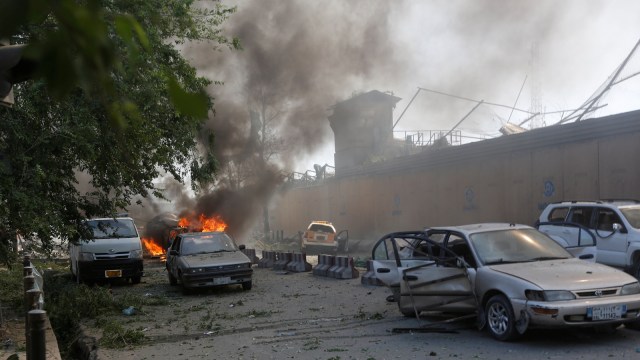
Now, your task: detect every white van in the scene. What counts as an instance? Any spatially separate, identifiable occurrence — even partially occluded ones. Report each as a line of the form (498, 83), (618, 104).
(69, 216), (144, 284)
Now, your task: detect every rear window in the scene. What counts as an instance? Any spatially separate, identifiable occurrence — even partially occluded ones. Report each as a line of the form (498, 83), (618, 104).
(308, 224), (335, 233)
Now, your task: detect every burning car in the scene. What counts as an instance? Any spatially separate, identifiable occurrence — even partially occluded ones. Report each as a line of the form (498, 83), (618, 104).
(165, 231), (253, 294)
(371, 223), (640, 341)
(142, 212), (229, 258)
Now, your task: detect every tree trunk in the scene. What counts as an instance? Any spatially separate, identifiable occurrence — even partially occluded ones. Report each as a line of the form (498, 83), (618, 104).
(263, 205), (270, 237)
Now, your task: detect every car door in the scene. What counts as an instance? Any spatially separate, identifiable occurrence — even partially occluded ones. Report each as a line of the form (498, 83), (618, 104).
(592, 207), (629, 266)
(536, 221), (597, 261)
(371, 232), (435, 291)
(166, 235), (182, 277)
(397, 231), (476, 313)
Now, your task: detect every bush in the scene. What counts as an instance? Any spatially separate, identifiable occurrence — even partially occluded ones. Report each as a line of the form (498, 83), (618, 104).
(0, 262), (25, 314)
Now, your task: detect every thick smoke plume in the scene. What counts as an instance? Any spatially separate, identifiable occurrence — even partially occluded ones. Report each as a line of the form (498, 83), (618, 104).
(144, 0), (410, 239)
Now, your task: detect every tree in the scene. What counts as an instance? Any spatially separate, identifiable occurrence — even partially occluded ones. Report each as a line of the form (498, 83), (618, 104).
(0, 0), (239, 263)
(249, 91), (287, 236)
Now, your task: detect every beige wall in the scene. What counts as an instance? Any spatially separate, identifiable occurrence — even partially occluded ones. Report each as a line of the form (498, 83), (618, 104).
(271, 112), (640, 246)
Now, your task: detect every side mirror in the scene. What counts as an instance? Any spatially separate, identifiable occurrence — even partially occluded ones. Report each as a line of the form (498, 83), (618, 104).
(239, 244), (246, 250)
(169, 249), (178, 256)
(612, 223), (622, 232)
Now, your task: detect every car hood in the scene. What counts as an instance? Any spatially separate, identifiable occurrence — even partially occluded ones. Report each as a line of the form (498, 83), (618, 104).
(182, 251), (250, 267)
(489, 258), (636, 290)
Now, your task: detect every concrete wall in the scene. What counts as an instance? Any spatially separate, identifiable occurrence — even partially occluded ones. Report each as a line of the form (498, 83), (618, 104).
(271, 110), (640, 246)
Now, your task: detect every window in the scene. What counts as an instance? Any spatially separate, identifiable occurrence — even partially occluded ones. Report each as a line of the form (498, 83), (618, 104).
(85, 219), (138, 239)
(547, 207), (569, 222)
(620, 207), (640, 229)
(373, 237), (396, 260)
(445, 235), (476, 268)
(308, 224), (335, 233)
(595, 208), (621, 231)
(568, 207), (594, 227)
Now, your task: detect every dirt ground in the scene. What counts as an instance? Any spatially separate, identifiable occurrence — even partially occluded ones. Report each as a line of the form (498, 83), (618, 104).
(74, 255), (640, 360)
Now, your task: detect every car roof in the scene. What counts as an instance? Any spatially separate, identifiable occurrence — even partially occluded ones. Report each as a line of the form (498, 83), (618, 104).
(548, 200), (640, 207)
(87, 217), (135, 221)
(430, 223), (533, 236)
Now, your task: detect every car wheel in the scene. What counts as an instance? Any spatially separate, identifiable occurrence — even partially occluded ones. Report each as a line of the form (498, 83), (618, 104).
(242, 280), (252, 290)
(131, 276), (141, 284)
(485, 294), (520, 341)
(168, 271), (177, 286)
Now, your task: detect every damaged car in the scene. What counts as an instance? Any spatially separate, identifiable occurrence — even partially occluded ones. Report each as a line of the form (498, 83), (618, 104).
(301, 220), (349, 254)
(371, 223), (640, 341)
(166, 231), (253, 294)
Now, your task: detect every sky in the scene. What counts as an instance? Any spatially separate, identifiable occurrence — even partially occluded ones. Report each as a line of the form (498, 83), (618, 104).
(186, 0), (640, 174)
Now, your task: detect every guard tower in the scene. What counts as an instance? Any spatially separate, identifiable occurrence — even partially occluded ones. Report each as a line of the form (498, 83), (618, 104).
(328, 90), (401, 171)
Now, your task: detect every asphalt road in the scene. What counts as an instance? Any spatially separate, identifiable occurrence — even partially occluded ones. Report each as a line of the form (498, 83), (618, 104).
(86, 257), (640, 360)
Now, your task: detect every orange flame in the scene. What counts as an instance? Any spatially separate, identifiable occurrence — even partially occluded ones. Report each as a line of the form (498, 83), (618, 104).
(142, 237), (166, 257)
(178, 214), (228, 232)
(178, 217), (190, 228)
(199, 214), (228, 232)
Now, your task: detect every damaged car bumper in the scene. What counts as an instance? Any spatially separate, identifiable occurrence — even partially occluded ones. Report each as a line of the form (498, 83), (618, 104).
(511, 296), (640, 328)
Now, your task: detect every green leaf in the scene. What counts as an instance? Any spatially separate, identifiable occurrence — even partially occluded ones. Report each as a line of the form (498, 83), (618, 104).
(167, 76), (209, 119)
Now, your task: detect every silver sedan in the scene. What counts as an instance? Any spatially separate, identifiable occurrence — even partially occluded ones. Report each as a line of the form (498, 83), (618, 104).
(371, 223), (640, 340)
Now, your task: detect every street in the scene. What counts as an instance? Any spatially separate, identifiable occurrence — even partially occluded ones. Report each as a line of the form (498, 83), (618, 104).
(86, 257), (640, 360)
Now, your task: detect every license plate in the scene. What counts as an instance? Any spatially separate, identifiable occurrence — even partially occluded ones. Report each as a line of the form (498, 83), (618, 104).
(213, 277), (231, 285)
(105, 269), (122, 278)
(587, 304), (626, 321)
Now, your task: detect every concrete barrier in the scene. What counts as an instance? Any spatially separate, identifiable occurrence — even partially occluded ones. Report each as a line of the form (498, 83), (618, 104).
(328, 256), (360, 279)
(312, 254), (334, 277)
(340, 257), (360, 279)
(273, 252), (293, 271)
(360, 260), (383, 286)
(241, 248), (260, 264)
(258, 251), (276, 268)
(327, 256), (344, 278)
(286, 252), (312, 272)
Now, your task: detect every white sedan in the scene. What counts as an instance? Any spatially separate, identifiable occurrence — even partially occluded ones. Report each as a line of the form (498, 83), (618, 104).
(371, 223), (640, 340)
